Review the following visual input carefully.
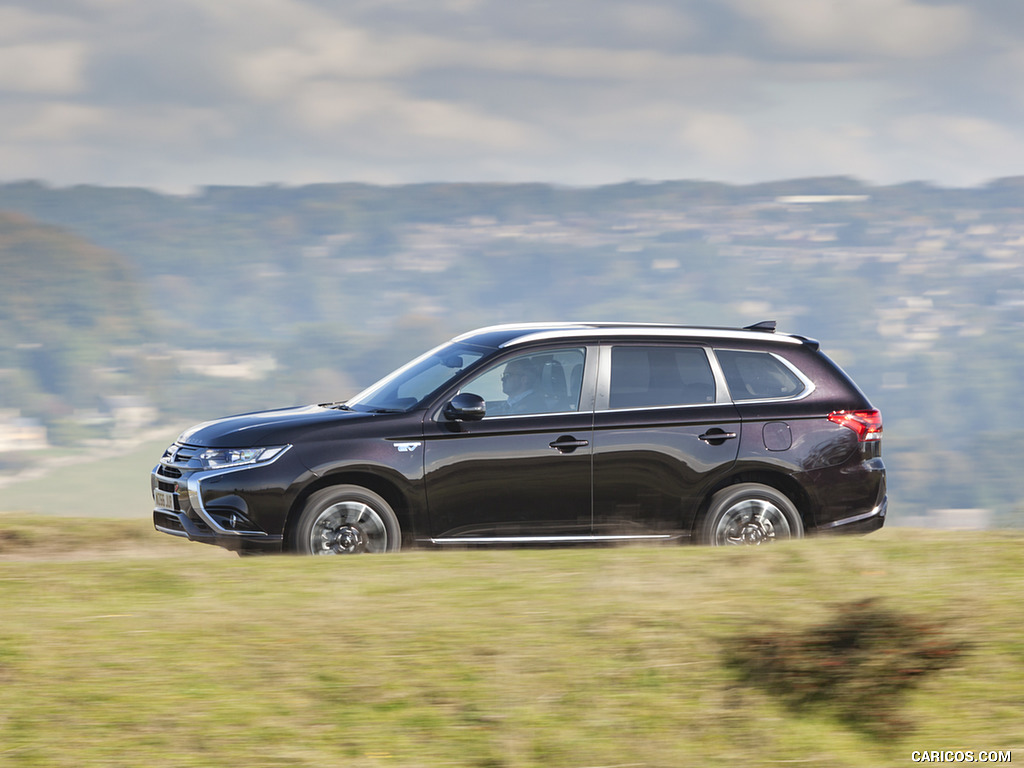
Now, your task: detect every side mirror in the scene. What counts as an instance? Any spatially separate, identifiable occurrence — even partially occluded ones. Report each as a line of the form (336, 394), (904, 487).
(445, 392), (486, 421)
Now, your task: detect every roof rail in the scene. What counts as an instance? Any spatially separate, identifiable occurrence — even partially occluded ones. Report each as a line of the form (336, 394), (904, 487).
(743, 320), (777, 333)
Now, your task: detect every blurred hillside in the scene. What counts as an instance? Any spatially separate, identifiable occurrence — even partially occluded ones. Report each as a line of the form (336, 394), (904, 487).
(1, 176), (1023, 525)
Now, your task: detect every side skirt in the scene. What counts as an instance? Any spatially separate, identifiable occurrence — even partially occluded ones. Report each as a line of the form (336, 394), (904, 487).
(423, 534), (678, 545)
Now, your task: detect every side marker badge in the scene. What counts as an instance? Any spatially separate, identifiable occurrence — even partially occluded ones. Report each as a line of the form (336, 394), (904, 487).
(395, 442), (422, 453)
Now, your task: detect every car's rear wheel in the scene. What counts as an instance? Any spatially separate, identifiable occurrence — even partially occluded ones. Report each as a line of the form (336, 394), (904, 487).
(700, 483), (803, 546)
(294, 485), (401, 555)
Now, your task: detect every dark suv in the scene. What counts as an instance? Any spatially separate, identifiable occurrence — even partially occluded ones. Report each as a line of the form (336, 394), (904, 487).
(152, 322), (886, 555)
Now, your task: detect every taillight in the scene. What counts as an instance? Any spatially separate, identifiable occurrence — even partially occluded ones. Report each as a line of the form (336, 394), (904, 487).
(828, 409), (883, 442)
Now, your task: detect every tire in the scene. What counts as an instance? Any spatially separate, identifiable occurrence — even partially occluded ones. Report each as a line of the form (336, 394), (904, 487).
(293, 485), (402, 555)
(700, 483), (803, 546)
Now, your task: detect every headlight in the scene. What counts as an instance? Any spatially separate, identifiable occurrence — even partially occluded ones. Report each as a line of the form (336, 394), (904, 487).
(197, 446), (289, 469)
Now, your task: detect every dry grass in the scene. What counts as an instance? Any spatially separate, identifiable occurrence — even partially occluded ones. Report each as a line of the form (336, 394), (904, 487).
(0, 522), (1021, 766)
(0, 514), (214, 560)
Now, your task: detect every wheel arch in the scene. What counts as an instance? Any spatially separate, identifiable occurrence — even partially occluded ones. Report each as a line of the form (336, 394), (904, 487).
(693, 469), (812, 537)
(285, 470), (415, 550)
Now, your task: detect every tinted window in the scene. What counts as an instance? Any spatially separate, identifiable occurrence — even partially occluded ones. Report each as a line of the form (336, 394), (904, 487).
(716, 349), (805, 401)
(461, 347), (586, 417)
(607, 346), (715, 409)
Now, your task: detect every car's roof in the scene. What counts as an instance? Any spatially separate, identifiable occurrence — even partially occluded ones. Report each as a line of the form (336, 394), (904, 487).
(452, 321), (819, 350)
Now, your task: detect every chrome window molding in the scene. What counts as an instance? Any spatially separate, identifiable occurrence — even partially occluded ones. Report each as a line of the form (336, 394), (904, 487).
(435, 343), (601, 423)
(591, 344), (816, 412)
(711, 349), (816, 404)
(477, 408), (588, 420)
(596, 402), (734, 415)
(594, 344), (730, 412)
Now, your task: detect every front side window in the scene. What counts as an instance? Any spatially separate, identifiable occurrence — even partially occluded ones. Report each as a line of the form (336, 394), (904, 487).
(460, 347), (586, 417)
(715, 349), (807, 401)
(607, 346), (716, 409)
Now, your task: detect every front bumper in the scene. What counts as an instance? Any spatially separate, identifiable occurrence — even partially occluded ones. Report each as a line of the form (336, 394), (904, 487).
(153, 507), (283, 553)
(151, 444), (290, 553)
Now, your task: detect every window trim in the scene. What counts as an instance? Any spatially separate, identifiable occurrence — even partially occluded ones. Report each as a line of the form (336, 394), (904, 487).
(595, 343), (731, 412)
(431, 343), (600, 422)
(712, 348), (816, 404)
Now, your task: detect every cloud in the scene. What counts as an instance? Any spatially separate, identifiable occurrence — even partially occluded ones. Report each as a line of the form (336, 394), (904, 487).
(0, 7), (79, 42)
(724, 0), (974, 59)
(232, 28), (429, 100)
(285, 80), (538, 152)
(3, 102), (104, 141)
(0, 43), (86, 95)
(0, 0), (1020, 188)
(887, 113), (1024, 184)
(227, 8), (739, 98)
(678, 112), (755, 166)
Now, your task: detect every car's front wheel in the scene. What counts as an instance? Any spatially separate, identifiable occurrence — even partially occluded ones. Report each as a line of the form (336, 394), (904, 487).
(700, 483), (803, 546)
(294, 485), (402, 555)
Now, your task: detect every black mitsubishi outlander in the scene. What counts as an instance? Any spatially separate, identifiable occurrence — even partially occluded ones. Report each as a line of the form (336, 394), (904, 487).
(152, 322), (886, 555)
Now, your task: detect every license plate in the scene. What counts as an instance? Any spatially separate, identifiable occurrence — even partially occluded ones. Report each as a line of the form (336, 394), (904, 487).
(153, 489), (176, 509)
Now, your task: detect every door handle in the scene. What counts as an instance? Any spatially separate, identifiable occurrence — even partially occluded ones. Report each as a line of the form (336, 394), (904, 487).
(549, 436), (589, 453)
(699, 429), (738, 445)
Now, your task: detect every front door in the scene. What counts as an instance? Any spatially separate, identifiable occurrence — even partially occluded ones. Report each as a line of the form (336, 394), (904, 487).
(422, 345), (595, 542)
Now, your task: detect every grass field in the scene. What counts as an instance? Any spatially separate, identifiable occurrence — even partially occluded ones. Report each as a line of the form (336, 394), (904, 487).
(0, 518), (1021, 767)
(0, 431), (181, 519)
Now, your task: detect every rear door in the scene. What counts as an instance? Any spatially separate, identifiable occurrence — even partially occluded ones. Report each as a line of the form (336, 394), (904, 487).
(591, 343), (741, 539)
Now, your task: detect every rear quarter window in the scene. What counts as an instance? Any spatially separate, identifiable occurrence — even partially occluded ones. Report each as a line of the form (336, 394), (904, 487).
(715, 349), (808, 401)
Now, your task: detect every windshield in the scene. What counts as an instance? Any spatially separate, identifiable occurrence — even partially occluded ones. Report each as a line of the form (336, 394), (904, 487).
(345, 342), (490, 412)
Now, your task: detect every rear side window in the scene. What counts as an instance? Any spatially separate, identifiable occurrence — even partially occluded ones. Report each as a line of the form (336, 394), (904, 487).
(716, 349), (807, 401)
(608, 346), (716, 409)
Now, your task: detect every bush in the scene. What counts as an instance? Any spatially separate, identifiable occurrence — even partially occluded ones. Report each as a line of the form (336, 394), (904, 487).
(724, 598), (969, 736)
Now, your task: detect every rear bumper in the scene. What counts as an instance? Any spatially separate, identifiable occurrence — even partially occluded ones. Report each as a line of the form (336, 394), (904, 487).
(816, 494), (887, 535)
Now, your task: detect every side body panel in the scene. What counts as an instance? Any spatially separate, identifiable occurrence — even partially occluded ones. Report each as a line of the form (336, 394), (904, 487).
(422, 412), (594, 538)
(420, 343), (599, 540)
(592, 405), (741, 537)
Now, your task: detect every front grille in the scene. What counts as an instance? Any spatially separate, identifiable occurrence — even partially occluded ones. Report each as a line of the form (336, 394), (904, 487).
(157, 443), (202, 478)
(172, 444), (201, 462)
(153, 447), (198, 515)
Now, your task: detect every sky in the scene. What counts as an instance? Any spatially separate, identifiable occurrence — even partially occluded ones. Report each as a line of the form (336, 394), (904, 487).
(2, 0), (1023, 192)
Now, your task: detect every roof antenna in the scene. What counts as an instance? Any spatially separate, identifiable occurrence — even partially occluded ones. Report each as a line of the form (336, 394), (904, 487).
(744, 320), (777, 333)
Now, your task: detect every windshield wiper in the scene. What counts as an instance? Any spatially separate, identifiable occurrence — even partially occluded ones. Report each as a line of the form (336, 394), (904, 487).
(322, 402), (403, 414)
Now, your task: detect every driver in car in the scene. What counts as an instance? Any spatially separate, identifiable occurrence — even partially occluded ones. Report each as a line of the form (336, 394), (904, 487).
(497, 358), (548, 415)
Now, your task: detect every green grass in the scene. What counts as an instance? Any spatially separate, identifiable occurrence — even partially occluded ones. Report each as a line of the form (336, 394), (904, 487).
(0, 431), (180, 518)
(0, 522), (1021, 767)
